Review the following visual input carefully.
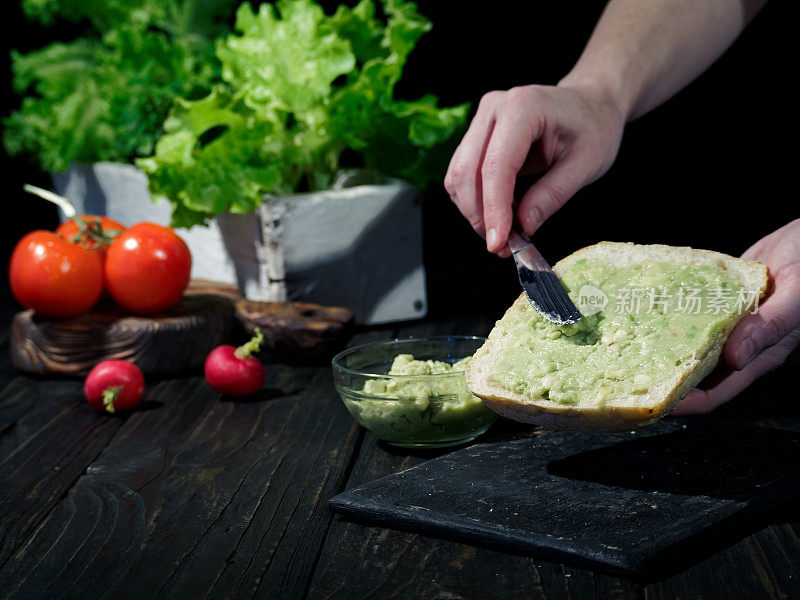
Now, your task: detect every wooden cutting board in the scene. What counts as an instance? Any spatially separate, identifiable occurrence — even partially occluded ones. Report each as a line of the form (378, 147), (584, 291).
(329, 419), (800, 578)
(10, 280), (355, 376)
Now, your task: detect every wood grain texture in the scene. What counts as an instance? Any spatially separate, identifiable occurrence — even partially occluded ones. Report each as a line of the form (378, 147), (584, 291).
(0, 354), (126, 571)
(0, 326), (389, 600)
(306, 316), (642, 600)
(1, 288), (799, 600)
(642, 518), (800, 600)
(10, 294), (235, 376)
(308, 322), (800, 600)
(236, 299), (355, 360)
(192, 279), (357, 359)
(308, 424), (647, 599)
(328, 419), (800, 578)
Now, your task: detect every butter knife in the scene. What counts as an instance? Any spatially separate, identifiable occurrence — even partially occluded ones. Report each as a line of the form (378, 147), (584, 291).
(508, 225), (582, 324)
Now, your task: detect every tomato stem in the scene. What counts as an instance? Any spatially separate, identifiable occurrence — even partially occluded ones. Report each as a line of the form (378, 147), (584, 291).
(68, 215), (123, 247)
(24, 185), (123, 247)
(24, 184), (76, 218)
(234, 327), (264, 359)
(102, 385), (124, 413)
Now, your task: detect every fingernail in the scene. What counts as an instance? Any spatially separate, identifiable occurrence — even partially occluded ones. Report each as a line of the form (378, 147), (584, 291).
(486, 228), (498, 250)
(738, 338), (754, 369)
(523, 207), (542, 235)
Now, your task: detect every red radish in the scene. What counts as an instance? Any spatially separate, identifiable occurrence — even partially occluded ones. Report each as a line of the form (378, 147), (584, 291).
(205, 328), (266, 396)
(84, 360), (145, 413)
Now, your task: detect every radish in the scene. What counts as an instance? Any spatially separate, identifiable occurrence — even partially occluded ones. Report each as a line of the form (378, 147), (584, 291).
(204, 328), (266, 396)
(84, 360), (145, 413)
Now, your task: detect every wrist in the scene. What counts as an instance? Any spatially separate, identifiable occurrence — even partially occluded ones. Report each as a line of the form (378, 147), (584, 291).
(558, 67), (635, 124)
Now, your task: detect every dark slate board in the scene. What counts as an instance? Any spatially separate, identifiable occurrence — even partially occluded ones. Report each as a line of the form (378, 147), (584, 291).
(329, 419), (800, 577)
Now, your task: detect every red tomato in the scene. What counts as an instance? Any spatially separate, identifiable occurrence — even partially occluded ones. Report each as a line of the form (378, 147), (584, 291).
(104, 222), (192, 314)
(9, 230), (104, 318)
(57, 216), (127, 299)
(56, 215), (126, 256)
(84, 360), (145, 413)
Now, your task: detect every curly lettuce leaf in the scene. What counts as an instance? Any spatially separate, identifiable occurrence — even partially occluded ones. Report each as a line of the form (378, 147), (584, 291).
(219, 1), (355, 113)
(22, 0), (238, 41)
(137, 90), (284, 228)
(328, 0), (468, 187)
(5, 0), (236, 172)
(140, 0), (469, 228)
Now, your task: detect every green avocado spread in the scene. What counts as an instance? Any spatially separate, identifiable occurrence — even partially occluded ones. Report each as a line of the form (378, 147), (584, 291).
(362, 354), (472, 402)
(491, 259), (746, 406)
(344, 354), (496, 443)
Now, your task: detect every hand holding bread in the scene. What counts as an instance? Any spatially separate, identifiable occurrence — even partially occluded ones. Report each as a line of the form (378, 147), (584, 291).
(466, 242), (771, 430)
(673, 219), (800, 415)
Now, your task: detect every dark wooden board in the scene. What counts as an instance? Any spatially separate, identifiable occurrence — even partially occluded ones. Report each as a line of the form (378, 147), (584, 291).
(3, 288), (799, 600)
(309, 431), (646, 600)
(0, 350), (127, 570)
(10, 294), (235, 376)
(308, 310), (645, 599)
(8, 280), (356, 376)
(236, 299), (355, 360)
(0, 325), (389, 600)
(328, 419), (800, 579)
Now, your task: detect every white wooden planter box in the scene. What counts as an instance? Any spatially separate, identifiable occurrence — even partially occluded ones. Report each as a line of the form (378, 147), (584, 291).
(53, 163), (427, 324)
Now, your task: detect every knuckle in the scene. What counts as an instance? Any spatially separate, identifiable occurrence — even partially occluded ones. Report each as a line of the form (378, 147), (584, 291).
(504, 85), (540, 109)
(443, 174), (456, 196)
(538, 182), (570, 209)
(504, 86), (528, 105)
(467, 214), (484, 234)
(478, 90), (503, 109)
(766, 316), (790, 346)
(444, 162), (467, 194)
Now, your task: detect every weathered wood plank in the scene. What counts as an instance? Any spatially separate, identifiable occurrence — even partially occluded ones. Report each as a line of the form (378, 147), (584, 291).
(641, 517), (800, 600)
(9, 294), (235, 377)
(0, 373), (126, 570)
(308, 313), (643, 600)
(0, 325), (391, 600)
(307, 427), (646, 600)
(309, 325), (800, 600)
(2, 298), (796, 600)
(642, 350), (800, 600)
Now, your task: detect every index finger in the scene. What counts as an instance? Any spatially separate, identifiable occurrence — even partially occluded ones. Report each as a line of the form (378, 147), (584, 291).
(444, 92), (501, 237)
(480, 97), (545, 253)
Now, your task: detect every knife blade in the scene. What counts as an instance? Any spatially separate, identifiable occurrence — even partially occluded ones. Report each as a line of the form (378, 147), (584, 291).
(508, 226), (582, 325)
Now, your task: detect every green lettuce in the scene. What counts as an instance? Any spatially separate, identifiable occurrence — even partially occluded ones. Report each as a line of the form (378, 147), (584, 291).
(139, 0), (469, 228)
(4, 0), (238, 172)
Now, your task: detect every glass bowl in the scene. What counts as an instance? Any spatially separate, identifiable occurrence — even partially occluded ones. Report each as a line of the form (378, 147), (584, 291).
(331, 336), (498, 448)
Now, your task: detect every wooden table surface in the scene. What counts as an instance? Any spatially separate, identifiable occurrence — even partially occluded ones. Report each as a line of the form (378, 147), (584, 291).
(1, 301), (798, 600)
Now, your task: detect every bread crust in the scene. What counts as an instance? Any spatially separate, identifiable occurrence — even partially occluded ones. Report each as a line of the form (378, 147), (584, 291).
(466, 242), (769, 430)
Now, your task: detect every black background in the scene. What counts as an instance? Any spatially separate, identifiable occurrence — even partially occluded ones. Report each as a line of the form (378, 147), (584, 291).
(1, 0), (796, 318)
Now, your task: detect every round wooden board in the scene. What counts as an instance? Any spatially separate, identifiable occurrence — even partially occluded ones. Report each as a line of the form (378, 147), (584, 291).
(10, 294), (235, 377)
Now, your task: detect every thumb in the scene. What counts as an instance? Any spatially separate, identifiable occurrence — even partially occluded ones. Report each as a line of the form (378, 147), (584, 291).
(724, 269), (800, 370)
(515, 149), (593, 235)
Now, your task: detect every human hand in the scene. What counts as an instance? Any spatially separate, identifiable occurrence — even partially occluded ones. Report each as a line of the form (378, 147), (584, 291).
(444, 83), (625, 257)
(672, 219), (800, 415)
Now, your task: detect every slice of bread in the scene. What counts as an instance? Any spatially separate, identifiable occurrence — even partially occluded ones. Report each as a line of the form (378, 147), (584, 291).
(466, 242), (769, 430)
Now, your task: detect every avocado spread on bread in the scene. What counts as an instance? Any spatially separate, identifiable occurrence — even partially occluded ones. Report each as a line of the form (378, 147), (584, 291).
(491, 260), (744, 406)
